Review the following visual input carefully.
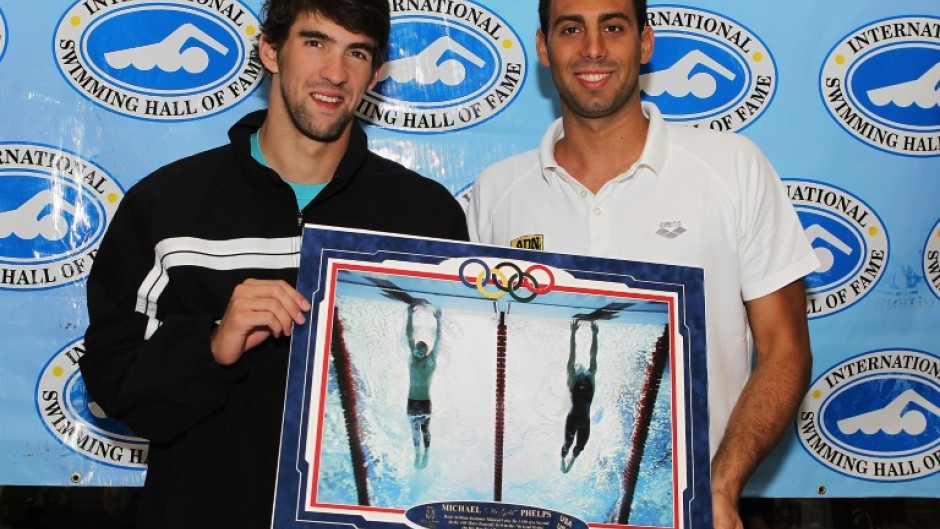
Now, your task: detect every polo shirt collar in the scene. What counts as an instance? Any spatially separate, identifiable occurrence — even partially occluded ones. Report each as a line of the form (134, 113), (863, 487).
(538, 101), (669, 185)
(639, 101), (669, 177)
(537, 118), (565, 185)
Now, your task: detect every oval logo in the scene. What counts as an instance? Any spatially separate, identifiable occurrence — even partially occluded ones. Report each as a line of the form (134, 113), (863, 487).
(36, 339), (149, 471)
(643, 6), (776, 132)
(924, 219), (940, 301)
(0, 143), (123, 291)
(358, 0), (526, 133)
(798, 349), (940, 481)
(0, 6), (8, 63)
(820, 16), (940, 156)
(0, 174), (106, 265)
(786, 179), (889, 318)
(54, 0), (262, 121)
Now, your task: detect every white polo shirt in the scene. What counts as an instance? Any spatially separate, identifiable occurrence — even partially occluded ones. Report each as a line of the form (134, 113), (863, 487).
(468, 102), (819, 455)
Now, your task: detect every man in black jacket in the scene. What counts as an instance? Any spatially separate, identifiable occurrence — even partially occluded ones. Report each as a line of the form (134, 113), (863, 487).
(79, 1), (468, 527)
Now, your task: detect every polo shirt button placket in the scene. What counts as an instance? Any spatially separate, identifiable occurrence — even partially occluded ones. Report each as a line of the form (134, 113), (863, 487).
(589, 200), (608, 252)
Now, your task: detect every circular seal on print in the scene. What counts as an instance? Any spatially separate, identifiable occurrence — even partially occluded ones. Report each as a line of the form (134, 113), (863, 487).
(36, 338), (149, 469)
(358, 0), (527, 133)
(641, 5), (777, 132)
(819, 15), (940, 157)
(53, 0), (261, 121)
(924, 218), (940, 300)
(785, 179), (889, 318)
(797, 349), (940, 482)
(0, 143), (123, 291)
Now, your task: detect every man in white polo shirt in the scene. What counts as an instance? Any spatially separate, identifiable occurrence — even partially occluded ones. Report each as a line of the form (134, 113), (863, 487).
(467, 0), (818, 527)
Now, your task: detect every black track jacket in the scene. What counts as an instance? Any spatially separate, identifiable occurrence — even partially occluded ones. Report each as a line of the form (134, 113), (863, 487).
(80, 110), (469, 529)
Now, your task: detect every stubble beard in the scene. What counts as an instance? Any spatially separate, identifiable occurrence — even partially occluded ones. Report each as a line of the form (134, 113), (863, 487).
(281, 83), (354, 143)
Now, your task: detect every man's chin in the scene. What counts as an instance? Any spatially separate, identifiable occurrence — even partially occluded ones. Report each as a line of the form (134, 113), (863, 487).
(289, 108), (354, 143)
(302, 121), (350, 143)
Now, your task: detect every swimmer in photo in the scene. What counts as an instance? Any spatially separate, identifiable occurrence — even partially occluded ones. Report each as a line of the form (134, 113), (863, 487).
(562, 319), (598, 472)
(406, 303), (442, 469)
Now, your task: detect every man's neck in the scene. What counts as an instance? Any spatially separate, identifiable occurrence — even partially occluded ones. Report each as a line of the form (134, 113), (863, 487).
(257, 108), (351, 186)
(555, 103), (650, 195)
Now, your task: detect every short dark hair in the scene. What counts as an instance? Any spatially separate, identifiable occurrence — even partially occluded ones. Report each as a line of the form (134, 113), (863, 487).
(538, 0), (647, 37)
(259, 0), (390, 70)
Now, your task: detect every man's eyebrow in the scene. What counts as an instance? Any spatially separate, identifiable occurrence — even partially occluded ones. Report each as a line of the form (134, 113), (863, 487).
(297, 29), (375, 54)
(598, 12), (632, 24)
(298, 29), (332, 42)
(551, 14), (585, 29)
(348, 40), (377, 55)
(551, 12), (631, 29)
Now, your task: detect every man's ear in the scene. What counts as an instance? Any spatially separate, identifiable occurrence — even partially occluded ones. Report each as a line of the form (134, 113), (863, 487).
(259, 33), (279, 74)
(536, 29), (550, 68)
(368, 62), (383, 91)
(640, 25), (654, 65)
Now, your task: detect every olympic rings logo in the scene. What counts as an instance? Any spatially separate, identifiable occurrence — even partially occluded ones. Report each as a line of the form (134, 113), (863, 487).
(459, 259), (555, 302)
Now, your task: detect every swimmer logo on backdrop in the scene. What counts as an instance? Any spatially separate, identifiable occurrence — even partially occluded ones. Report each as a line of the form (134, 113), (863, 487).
(820, 16), (940, 157)
(36, 339), (148, 471)
(54, 0), (262, 121)
(797, 349), (940, 482)
(642, 6), (776, 132)
(0, 143), (123, 291)
(357, 0), (526, 133)
(786, 179), (889, 318)
(925, 219), (940, 300)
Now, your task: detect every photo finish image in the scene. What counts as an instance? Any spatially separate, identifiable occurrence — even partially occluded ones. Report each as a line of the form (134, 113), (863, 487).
(273, 226), (710, 529)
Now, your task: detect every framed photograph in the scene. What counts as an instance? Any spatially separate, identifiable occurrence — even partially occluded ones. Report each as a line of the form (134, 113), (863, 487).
(273, 225), (710, 529)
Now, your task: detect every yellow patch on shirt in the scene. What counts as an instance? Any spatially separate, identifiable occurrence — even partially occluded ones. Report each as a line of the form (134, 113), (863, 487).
(510, 234), (544, 250)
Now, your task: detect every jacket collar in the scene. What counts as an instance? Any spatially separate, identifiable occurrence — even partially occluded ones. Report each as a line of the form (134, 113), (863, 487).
(229, 110), (369, 184)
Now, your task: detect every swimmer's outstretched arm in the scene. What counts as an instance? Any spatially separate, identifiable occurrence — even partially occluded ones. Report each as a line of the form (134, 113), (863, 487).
(406, 304), (417, 352)
(568, 319), (579, 383)
(430, 308), (442, 358)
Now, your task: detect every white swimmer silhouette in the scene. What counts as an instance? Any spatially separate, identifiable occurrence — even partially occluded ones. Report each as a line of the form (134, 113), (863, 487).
(867, 62), (940, 109)
(104, 23), (228, 74)
(378, 36), (484, 87)
(837, 389), (940, 436)
(0, 189), (76, 241)
(641, 49), (736, 99)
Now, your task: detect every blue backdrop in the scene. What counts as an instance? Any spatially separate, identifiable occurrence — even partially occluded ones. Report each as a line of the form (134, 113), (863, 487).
(0, 0), (937, 500)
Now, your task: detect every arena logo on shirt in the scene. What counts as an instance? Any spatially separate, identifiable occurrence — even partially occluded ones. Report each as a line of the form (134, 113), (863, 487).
(797, 349), (940, 482)
(0, 143), (123, 291)
(53, 0), (262, 122)
(357, 0), (526, 133)
(820, 16), (940, 157)
(925, 219), (940, 300)
(36, 339), (149, 472)
(786, 179), (889, 318)
(642, 6), (777, 132)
